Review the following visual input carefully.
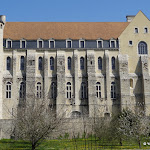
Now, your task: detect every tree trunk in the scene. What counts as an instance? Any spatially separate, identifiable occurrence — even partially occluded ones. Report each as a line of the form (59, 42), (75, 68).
(32, 143), (36, 150)
(138, 140), (141, 149)
(119, 138), (122, 146)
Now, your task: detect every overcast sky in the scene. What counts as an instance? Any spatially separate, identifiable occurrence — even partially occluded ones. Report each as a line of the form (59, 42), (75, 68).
(1, 0), (150, 22)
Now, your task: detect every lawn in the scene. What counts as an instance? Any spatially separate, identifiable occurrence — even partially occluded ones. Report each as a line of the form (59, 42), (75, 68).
(0, 137), (150, 149)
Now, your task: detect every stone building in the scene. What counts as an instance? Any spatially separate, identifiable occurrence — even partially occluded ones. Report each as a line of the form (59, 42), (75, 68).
(0, 10), (150, 120)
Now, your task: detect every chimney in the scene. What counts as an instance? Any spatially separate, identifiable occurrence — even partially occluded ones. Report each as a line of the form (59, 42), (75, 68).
(126, 15), (135, 22)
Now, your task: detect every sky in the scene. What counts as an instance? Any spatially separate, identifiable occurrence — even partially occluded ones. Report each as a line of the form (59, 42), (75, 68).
(0, 0), (150, 22)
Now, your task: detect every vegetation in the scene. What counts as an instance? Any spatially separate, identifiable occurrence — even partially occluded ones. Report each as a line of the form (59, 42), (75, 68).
(4, 104), (150, 150)
(0, 137), (150, 149)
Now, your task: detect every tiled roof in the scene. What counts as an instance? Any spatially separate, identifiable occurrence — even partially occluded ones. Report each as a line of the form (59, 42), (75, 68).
(4, 22), (129, 40)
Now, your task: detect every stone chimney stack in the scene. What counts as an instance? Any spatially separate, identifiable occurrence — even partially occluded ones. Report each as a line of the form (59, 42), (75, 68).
(126, 15), (135, 22)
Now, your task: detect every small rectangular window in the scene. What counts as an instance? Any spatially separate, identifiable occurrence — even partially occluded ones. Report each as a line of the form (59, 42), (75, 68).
(67, 41), (72, 48)
(129, 41), (133, 46)
(98, 41), (102, 48)
(22, 41), (26, 48)
(39, 41), (42, 48)
(111, 41), (115, 48)
(135, 28), (138, 33)
(144, 28), (148, 33)
(7, 41), (11, 48)
(50, 41), (54, 48)
(80, 41), (85, 48)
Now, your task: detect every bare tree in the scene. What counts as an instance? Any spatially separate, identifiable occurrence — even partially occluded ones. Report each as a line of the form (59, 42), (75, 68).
(11, 101), (63, 150)
(94, 116), (111, 147)
(118, 108), (150, 148)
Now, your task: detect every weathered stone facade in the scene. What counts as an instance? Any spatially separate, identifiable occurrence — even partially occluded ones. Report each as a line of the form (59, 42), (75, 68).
(0, 11), (150, 138)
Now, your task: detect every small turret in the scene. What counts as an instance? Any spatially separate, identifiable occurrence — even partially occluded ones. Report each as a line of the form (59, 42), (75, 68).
(0, 15), (6, 24)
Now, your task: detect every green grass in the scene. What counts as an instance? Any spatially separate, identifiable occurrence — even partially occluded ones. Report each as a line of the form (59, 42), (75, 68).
(0, 137), (150, 149)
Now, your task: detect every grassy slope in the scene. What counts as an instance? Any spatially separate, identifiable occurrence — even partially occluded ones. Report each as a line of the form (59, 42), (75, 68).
(0, 138), (150, 149)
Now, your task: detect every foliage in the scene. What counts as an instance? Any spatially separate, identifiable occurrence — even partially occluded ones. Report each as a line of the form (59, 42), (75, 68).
(118, 108), (150, 148)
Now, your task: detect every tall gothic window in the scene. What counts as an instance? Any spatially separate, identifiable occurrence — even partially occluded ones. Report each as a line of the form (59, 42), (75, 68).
(51, 82), (57, 99)
(6, 82), (11, 98)
(68, 57), (71, 70)
(7, 57), (11, 70)
(66, 82), (71, 99)
(20, 82), (25, 99)
(138, 41), (147, 54)
(81, 82), (87, 99)
(111, 82), (116, 99)
(80, 57), (84, 70)
(38, 57), (43, 70)
(98, 57), (102, 70)
(50, 57), (54, 70)
(111, 57), (115, 70)
(96, 82), (101, 98)
(20, 56), (25, 70)
(37, 82), (42, 98)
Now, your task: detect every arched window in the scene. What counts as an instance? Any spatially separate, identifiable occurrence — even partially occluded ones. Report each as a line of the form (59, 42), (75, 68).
(111, 57), (115, 70)
(6, 82), (11, 98)
(20, 82), (25, 98)
(98, 57), (102, 70)
(38, 57), (43, 70)
(130, 79), (133, 88)
(50, 57), (54, 70)
(68, 57), (71, 70)
(66, 82), (71, 99)
(138, 41), (147, 54)
(20, 56), (25, 70)
(7, 57), (11, 70)
(37, 82), (42, 98)
(80, 57), (84, 70)
(81, 82), (87, 99)
(51, 82), (57, 99)
(111, 82), (116, 99)
(96, 82), (101, 98)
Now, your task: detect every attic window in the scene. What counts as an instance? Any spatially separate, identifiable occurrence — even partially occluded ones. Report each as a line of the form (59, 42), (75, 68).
(79, 40), (85, 48)
(97, 40), (103, 48)
(66, 40), (72, 48)
(144, 27), (148, 33)
(135, 28), (138, 33)
(37, 39), (44, 48)
(49, 40), (55, 48)
(110, 40), (116, 48)
(6, 40), (12, 48)
(20, 40), (26, 48)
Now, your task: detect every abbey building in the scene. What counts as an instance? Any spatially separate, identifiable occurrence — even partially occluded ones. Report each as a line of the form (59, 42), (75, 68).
(0, 11), (150, 119)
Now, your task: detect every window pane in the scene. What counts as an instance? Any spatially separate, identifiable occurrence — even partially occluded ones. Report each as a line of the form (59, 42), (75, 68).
(22, 41), (25, 48)
(67, 41), (71, 48)
(98, 41), (102, 48)
(50, 41), (54, 48)
(39, 41), (42, 48)
(111, 41), (115, 48)
(8, 41), (11, 48)
(80, 41), (84, 48)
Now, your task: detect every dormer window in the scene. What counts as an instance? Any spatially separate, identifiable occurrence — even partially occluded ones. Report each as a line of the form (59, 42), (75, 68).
(144, 27), (148, 33)
(20, 39), (26, 48)
(110, 40), (116, 48)
(66, 39), (72, 48)
(6, 39), (12, 48)
(135, 28), (138, 33)
(49, 39), (55, 48)
(37, 39), (44, 48)
(97, 40), (103, 48)
(79, 39), (85, 48)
